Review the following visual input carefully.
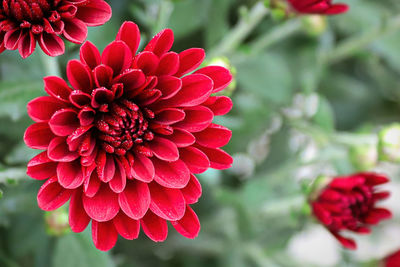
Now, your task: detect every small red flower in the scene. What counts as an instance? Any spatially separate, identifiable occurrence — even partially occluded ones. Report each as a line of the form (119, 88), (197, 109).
(0, 0), (111, 58)
(311, 172), (392, 250)
(385, 249), (400, 267)
(24, 21), (233, 251)
(288, 0), (349, 15)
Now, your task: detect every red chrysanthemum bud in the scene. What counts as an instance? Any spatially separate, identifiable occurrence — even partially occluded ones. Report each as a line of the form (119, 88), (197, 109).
(385, 249), (400, 267)
(310, 172), (392, 250)
(287, 0), (349, 15)
(0, 0), (111, 58)
(24, 21), (233, 251)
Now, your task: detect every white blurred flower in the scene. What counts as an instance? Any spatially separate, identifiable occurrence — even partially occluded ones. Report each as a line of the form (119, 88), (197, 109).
(286, 225), (341, 266)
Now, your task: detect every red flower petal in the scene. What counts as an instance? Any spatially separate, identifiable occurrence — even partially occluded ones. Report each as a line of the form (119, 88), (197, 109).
(4, 29), (22, 50)
(18, 31), (36, 59)
(57, 160), (85, 189)
(195, 146), (233, 170)
(165, 129), (195, 148)
(48, 137), (79, 162)
(131, 152), (155, 183)
(195, 66), (233, 93)
(69, 190), (90, 233)
(27, 96), (68, 122)
(39, 32), (65, 57)
(144, 28), (174, 57)
(149, 136), (179, 162)
(49, 109), (80, 136)
(83, 184), (119, 222)
(141, 211), (168, 242)
(157, 76), (182, 100)
(93, 64), (113, 88)
(181, 174), (202, 204)
(92, 220), (118, 251)
(174, 106), (214, 132)
(109, 158), (127, 193)
(156, 52), (179, 76)
(116, 21), (140, 55)
(44, 76), (72, 102)
(175, 48), (205, 77)
(101, 40), (132, 77)
(179, 147), (210, 174)
(149, 182), (186, 221)
(67, 59), (93, 93)
(24, 123), (55, 149)
(80, 41), (101, 69)
(27, 151), (57, 180)
(154, 108), (185, 125)
(118, 180), (150, 220)
(63, 18), (88, 44)
(96, 151), (115, 183)
(203, 96), (233, 116)
(75, 0), (112, 26)
(160, 74), (213, 107)
(133, 51), (159, 75)
(37, 177), (72, 211)
(194, 124), (232, 148)
(113, 212), (140, 240)
(171, 206), (200, 239)
(153, 158), (190, 189)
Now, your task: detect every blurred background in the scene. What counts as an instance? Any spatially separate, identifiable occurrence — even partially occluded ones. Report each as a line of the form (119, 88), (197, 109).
(0, 0), (400, 266)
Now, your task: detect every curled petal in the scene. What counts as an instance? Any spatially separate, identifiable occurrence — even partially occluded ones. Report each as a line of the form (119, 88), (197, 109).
(37, 177), (72, 211)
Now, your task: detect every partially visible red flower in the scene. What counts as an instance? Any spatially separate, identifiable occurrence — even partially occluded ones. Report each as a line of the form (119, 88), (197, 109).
(288, 0), (349, 15)
(0, 0), (111, 58)
(24, 21), (233, 251)
(311, 172), (392, 250)
(385, 249), (400, 267)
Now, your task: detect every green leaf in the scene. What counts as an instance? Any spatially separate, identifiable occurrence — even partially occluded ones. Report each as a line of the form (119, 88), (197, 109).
(312, 96), (335, 132)
(52, 231), (115, 267)
(0, 81), (42, 121)
(234, 53), (293, 104)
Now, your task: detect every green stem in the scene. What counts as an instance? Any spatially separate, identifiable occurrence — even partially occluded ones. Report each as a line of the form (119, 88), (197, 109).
(325, 14), (400, 64)
(40, 53), (60, 77)
(209, 2), (270, 57)
(250, 18), (302, 53)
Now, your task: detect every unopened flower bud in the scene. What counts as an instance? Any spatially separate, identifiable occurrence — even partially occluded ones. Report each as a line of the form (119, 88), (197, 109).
(302, 15), (327, 36)
(378, 124), (400, 163)
(45, 208), (70, 236)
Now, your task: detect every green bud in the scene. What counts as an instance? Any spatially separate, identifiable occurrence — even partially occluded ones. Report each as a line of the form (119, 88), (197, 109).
(45, 207), (71, 236)
(301, 15), (327, 36)
(378, 124), (400, 163)
(349, 144), (378, 171)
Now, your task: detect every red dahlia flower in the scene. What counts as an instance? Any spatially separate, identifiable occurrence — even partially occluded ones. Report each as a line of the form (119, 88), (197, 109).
(311, 172), (392, 250)
(24, 21), (233, 251)
(288, 0), (349, 15)
(0, 0), (111, 58)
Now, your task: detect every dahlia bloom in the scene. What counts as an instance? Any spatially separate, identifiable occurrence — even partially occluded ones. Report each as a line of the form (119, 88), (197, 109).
(311, 172), (392, 249)
(288, 0), (349, 15)
(24, 21), (233, 251)
(0, 0), (111, 58)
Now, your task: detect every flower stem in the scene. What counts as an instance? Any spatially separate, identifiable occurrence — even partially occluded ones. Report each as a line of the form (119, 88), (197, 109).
(325, 14), (400, 64)
(40, 52), (61, 77)
(209, 2), (270, 57)
(250, 18), (302, 53)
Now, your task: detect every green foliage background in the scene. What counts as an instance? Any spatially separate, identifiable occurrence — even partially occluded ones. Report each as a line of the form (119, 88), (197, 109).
(0, 0), (400, 266)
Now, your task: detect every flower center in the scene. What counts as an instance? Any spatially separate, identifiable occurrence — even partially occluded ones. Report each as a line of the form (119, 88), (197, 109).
(2, 0), (58, 22)
(94, 99), (155, 156)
